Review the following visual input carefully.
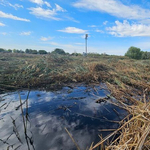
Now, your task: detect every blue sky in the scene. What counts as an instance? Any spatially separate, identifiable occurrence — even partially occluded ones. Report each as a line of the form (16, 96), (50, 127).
(1, 0), (150, 55)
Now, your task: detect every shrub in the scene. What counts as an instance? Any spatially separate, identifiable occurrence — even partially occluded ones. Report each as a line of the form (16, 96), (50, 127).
(141, 51), (150, 59)
(71, 53), (82, 56)
(7, 49), (12, 53)
(125, 46), (142, 59)
(38, 50), (47, 54)
(0, 48), (6, 52)
(51, 48), (66, 55)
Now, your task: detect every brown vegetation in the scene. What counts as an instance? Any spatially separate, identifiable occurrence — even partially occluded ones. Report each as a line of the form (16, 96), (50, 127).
(0, 53), (150, 149)
(91, 90), (150, 150)
(0, 53), (149, 94)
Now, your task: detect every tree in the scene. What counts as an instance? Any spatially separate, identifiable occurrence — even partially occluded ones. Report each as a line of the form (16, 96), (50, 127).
(7, 49), (12, 53)
(141, 51), (150, 59)
(13, 49), (24, 53)
(38, 50), (47, 54)
(0, 48), (5, 52)
(32, 50), (38, 54)
(25, 49), (30, 53)
(125, 46), (142, 59)
(13, 49), (17, 53)
(51, 48), (66, 55)
(25, 49), (33, 54)
(25, 49), (37, 54)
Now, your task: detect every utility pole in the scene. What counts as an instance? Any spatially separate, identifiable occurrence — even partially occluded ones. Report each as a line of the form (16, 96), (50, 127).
(85, 34), (88, 55)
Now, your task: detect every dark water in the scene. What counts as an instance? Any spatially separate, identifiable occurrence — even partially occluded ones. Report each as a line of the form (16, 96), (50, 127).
(0, 85), (127, 150)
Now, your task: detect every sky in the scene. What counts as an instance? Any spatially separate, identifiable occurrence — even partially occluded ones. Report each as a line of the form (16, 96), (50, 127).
(1, 0), (150, 55)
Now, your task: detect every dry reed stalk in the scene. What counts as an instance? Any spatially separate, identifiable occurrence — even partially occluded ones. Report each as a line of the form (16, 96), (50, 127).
(91, 93), (150, 150)
(18, 93), (31, 150)
(64, 127), (81, 150)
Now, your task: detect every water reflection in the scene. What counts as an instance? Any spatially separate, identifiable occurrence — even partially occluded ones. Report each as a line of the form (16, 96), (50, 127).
(0, 85), (127, 150)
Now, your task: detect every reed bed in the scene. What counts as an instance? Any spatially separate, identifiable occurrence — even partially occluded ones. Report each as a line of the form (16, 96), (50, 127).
(0, 53), (149, 94)
(91, 92), (150, 150)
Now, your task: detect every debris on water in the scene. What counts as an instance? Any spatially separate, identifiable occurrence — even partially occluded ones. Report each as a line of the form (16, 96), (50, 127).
(0, 97), (5, 102)
(0, 102), (7, 108)
(57, 105), (72, 112)
(0, 85), (128, 150)
(95, 96), (110, 103)
(68, 97), (86, 100)
(37, 94), (41, 97)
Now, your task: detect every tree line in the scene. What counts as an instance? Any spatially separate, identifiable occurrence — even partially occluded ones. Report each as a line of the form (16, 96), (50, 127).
(0, 48), (80, 56)
(125, 46), (150, 60)
(0, 47), (150, 59)
(0, 48), (48, 54)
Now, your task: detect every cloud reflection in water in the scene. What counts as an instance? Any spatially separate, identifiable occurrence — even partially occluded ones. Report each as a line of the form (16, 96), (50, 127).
(0, 85), (127, 150)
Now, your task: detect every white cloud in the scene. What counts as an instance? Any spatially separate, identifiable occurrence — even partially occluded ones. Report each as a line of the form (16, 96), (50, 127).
(30, 0), (43, 5)
(28, 4), (66, 20)
(95, 29), (104, 33)
(44, 1), (51, 7)
(0, 0), (5, 6)
(139, 19), (150, 24)
(58, 27), (87, 34)
(28, 7), (58, 20)
(49, 42), (59, 46)
(64, 16), (80, 23)
(55, 4), (66, 12)
(73, 0), (150, 20)
(75, 43), (84, 45)
(103, 21), (108, 25)
(40, 36), (52, 41)
(20, 31), (31, 35)
(29, 0), (51, 7)
(0, 1), (23, 10)
(8, 3), (23, 10)
(1, 32), (7, 35)
(88, 25), (97, 27)
(81, 34), (86, 38)
(0, 11), (30, 22)
(106, 20), (150, 37)
(0, 22), (5, 26)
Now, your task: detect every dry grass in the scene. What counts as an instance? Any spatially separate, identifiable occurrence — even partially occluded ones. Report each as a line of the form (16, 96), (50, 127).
(0, 53), (150, 149)
(90, 90), (150, 150)
(0, 53), (149, 94)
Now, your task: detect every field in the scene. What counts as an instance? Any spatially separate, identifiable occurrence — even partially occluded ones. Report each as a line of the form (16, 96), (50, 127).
(0, 53), (149, 98)
(0, 52), (150, 149)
